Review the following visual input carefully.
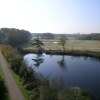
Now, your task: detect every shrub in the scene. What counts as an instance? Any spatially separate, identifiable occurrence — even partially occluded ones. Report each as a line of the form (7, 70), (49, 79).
(58, 87), (92, 100)
(0, 77), (8, 100)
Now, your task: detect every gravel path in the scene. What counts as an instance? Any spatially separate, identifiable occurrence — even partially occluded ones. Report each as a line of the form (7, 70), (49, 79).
(0, 51), (25, 100)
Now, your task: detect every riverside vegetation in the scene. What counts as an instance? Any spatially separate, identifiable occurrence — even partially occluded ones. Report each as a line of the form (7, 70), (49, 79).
(1, 45), (93, 100)
(0, 28), (99, 100)
(0, 65), (9, 100)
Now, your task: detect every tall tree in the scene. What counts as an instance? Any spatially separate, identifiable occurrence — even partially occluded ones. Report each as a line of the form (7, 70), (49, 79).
(33, 38), (44, 53)
(59, 35), (66, 52)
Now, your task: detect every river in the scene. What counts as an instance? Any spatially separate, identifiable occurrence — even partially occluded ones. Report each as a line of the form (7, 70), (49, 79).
(24, 53), (100, 99)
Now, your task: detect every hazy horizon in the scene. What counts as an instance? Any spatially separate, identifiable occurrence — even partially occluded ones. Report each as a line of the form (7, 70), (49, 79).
(0, 0), (100, 34)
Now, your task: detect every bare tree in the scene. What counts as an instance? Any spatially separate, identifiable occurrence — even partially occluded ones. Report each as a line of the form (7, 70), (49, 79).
(59, 35), (66, 52)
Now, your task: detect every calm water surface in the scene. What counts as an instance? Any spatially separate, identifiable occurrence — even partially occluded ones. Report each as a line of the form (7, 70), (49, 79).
(24, 53), (100, 99)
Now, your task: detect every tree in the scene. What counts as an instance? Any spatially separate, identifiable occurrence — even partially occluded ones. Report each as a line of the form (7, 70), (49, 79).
(59, 35), (66, 52)
(0, 28), (31, 47)
(33, 38), (44, 53)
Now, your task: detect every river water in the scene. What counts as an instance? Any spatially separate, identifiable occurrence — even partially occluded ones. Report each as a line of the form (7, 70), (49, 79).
(24, 53), (100, 99)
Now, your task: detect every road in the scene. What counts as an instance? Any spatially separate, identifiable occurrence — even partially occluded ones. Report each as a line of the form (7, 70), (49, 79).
(0, 51), (25, 100)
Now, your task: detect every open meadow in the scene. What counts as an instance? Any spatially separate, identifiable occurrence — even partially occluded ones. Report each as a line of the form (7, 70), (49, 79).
(23, 40), (100, 54)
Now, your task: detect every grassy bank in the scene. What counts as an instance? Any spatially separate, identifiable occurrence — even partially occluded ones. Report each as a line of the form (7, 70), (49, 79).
(22, 40), (100, 58)
(0, 66), (5, 79)
(1, 45), (94, 100)
(0, 45), (32, 100)
(10, 70), (31, 100)
(0, 45), (38, 100)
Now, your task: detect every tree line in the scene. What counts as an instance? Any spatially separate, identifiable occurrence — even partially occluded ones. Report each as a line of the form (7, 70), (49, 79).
(32, 33), (54, 39)
(0, 28), (99, 43)
(32, 33), (100, 40)
(78, 33), (100, 40)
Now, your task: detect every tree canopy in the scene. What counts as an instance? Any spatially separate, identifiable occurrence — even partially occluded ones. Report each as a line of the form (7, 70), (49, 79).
(31, 38), (44, 53)
(0, 28), (31, 47)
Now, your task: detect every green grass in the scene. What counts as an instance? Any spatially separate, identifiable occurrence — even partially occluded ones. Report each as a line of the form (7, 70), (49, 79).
(0, 67), (10, 100)
(10, 70), (32, 100)
(0, 67), (5, 78)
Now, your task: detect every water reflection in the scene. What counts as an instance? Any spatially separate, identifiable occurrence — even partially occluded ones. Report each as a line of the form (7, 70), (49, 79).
(57, 55), (66, 69)
(24, 53), (100, 99)
(32, 54), (44, 68)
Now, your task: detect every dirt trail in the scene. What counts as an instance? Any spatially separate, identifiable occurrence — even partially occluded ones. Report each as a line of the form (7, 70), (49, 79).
(0, 51), (25, 100)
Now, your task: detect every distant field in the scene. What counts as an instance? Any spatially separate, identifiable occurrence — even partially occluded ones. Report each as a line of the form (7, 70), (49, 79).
(23, 40), (100, 52)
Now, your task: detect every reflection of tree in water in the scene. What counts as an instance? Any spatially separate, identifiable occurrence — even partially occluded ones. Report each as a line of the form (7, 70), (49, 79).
(32, 54), (44, 68)
(57, 55), (66, 69)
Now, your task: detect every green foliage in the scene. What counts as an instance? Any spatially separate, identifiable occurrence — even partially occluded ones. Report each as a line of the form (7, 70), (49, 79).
(4, 45), (38, 91)
(1, 45), (93, 100)
(39, 79), (57, 100)
(0, 65), (10, 100)
(32, 38), (44, 53)
(0, 67), (9, 100)
(1, 45), (21, 61)
(11, 70), (31, 100)
(1, 45), (23, 75)
(1, 45), (39, 99)
(10, 57), (22, 74)
(58, 87), (92, 100)
(0, 77), (9, 100)
(39, 78), (93, 100)
(1, 45), (14, 60)
(0, 28), (31, 47)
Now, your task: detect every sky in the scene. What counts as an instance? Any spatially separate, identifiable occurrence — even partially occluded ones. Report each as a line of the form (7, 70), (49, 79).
(0, 0), (100, 33)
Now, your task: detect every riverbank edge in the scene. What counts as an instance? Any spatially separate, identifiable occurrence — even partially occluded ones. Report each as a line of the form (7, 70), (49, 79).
(3, 55), (32, 100)
(1, 46), (95, 100)
(20, 49), (100, 58)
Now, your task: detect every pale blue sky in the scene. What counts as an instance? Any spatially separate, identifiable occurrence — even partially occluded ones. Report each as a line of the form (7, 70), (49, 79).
(0, 0), (100, 33)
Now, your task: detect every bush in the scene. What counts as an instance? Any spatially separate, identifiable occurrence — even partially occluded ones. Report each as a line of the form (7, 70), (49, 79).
(39, 79), (93, 100)
(58, 87), (92, 100)
(0, 77), (8, 100)
(39, 79), (53, 100)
